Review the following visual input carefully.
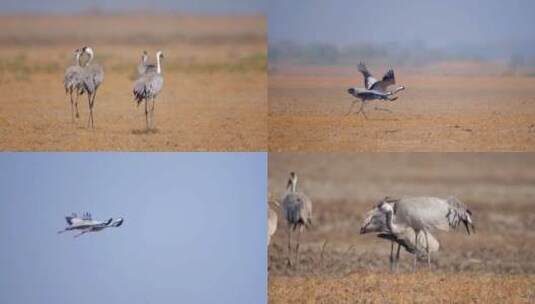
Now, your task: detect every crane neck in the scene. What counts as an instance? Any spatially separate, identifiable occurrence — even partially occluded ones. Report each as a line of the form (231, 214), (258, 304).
(287, 179), (297, 192)
(75, 53), (82, 66)
(85, 51), (93, 67)
(385, 211), (400, 234)
(156, 54), (161, 74)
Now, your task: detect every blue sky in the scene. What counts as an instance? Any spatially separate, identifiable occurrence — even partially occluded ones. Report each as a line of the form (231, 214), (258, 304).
(0, 0), (266, 14)
(0, 153), (266, 304)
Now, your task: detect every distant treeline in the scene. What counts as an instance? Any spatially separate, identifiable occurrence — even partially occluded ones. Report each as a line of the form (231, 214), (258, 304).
(269, 41), (535, 70)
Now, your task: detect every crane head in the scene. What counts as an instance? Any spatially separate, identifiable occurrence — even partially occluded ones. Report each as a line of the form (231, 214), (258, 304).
(347, 87), (361, 97)
(378, 201), (394, 214)
(112, 218), (124, 227)
(360, 208), (386, 234)
(287, 172), (298, 192)
(156, 50), (164, 59)
(81, 46), (94, 57)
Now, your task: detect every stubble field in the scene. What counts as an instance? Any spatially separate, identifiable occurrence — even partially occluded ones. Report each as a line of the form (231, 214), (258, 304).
(268, 153), (535, 303)
(0, 14), (266, 151)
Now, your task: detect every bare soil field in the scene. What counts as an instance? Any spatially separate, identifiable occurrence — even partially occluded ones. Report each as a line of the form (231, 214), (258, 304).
(0, 15), (266, 151)
(268, 153), (535, 303)
(269, 65), (535, 152)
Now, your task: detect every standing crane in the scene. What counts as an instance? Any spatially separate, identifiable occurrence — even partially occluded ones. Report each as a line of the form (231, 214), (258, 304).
(346, 62), (405, 119)
(281, 172), (312, 267)
(378, 196), (474, 270)
(360, 199), (439, 271)
(133, 50), (164, 130)
(79, 46), (104, 128)
(64, 48), (83, 122)
(58, 212), (124, 238)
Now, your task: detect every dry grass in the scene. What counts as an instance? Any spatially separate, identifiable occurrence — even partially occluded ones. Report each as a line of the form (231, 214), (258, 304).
(0, 14), (266, 151)
(268, 153), (535, 303)
(268, 65), (535, 152)
(270, 272), (535, 304)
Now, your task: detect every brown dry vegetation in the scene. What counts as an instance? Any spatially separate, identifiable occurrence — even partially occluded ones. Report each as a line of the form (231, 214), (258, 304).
(269, 65), (535, 152)
(0, 15), (266, 151)
(268, 153), (535, 303)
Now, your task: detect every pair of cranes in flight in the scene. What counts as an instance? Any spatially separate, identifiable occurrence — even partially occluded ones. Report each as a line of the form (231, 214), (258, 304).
(269, 172), (475, 271)
(58, 212), (124, 238)
(63, 47), (164, 130)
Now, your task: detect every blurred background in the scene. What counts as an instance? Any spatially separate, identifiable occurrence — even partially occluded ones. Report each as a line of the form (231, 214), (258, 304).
(0, 153), (267, 304)
(269, 0), (535, 75)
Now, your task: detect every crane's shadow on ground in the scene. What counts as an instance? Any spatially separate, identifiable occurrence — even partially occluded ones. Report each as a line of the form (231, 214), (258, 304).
(131, 128), (159, 135)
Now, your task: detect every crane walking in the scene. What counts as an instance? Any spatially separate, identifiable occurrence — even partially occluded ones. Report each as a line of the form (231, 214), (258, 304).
(79, 46), (104, 128)
(63, 48), (84, 122)
(133, 50), (164, 130)
(281, 172), (312, 267)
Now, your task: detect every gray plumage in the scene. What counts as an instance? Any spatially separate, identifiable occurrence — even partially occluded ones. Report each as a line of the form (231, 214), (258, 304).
(360, 200), (439, 271)
(346, 62), (405, 119)
(268, 202), (278, 246)
(281, 172), (312, 267)
(378, 196), (474, 270)
(64, 48), (83, 122)
(133, 50), (164, 129)
(79, 46), (104, 129)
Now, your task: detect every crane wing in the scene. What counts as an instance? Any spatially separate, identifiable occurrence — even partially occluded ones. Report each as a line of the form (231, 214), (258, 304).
(369, 69), (395, 92)
(358, 62), (378, 89)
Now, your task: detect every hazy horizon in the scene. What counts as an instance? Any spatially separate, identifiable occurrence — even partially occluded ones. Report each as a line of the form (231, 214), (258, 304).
(0, 0), (265, 15)
(269, 0), (535, 61)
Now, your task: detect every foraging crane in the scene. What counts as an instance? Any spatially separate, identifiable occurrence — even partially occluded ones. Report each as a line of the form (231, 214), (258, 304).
(281, 172), (312, 267)
(80, 46), (104, 128)
(268, 200), (279, 246)
(58, 212), (124, 238)
(360, 199), (439, 271)
(378, 196), (474, 270)
(133, 50), (164, 130)
(64, 48), (84, 122)
(346, 62), (405, 119)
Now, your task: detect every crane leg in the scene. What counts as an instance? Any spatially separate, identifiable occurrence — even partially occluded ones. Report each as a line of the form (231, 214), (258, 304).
(287, 224), (293, 267)
(295, 225), (303, 268)
(356, 101), (369, 119)
(73, 230), (88, 238)
(145, 100), (150, 130)
(90, 90), (97, 129)
(389, 241), (395, 271)
(69, 91), (75, 122)
(86, 93), (92, 128)
(150, 97), (156, 129)
(424, 230), (431, 269)
(75, 91), (80, 118)
(395, 243), (401, 272)
(413, 230), (419, 272)
(345, 100), (358, 115)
